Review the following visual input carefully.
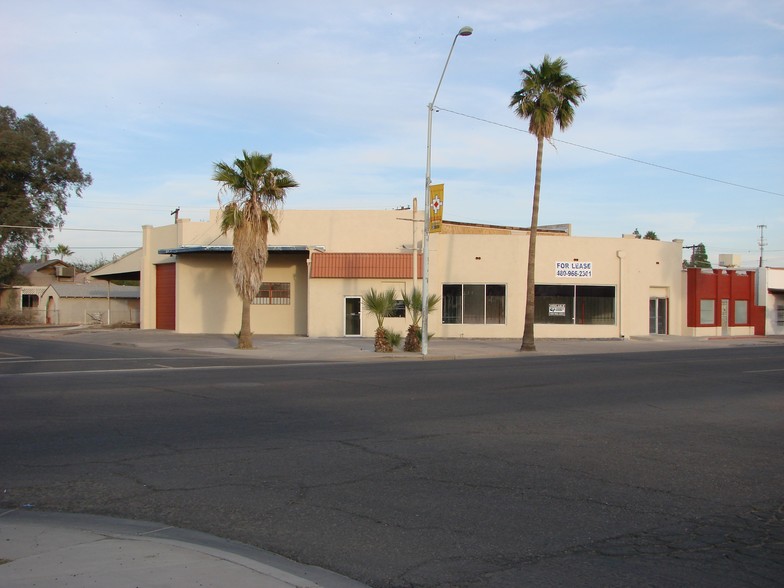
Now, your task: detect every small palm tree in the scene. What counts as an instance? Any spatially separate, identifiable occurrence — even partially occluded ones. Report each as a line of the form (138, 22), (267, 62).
(510, 55), (585, 352)
(362, 287), (397, 352)
(401, 287), (440, 352)
(213, 151), (298, 349)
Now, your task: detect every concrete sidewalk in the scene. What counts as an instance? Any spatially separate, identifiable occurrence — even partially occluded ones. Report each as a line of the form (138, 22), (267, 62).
(3, 325), (782, 362)
(0, 509), (368, 588)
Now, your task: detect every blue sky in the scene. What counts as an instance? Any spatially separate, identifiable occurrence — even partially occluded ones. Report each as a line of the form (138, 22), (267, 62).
(3, 0), (783, 267)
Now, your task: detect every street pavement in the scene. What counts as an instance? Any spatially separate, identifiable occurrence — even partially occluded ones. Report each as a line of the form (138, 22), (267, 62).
(1, 325), (782, 587)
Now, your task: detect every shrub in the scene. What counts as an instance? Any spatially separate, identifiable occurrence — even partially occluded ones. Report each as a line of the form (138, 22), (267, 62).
(0, 309), (36, 326)
(384, 328), (402, 349)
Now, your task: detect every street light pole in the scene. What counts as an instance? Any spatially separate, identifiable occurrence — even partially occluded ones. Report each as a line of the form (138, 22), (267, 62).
(422, 25), (472, 356)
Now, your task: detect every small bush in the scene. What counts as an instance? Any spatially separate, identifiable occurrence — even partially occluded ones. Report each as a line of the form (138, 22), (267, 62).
(0, 309), (36, 326)
(383, 328), (402, 349)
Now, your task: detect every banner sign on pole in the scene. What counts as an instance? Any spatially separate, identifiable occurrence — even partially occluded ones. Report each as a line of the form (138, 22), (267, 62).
(429, 183), (444, 233)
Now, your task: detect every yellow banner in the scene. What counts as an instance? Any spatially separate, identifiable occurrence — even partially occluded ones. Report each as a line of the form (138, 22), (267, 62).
(429, 183), (444, 233)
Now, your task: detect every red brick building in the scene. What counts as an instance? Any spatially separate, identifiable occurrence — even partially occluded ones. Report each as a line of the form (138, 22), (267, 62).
(685, 268), (766, 336)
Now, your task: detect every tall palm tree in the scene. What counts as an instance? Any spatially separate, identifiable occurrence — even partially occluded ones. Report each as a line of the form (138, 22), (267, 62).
(510, 55), (585, 352)
(53, 243), (73, 259)
(213, 151), (298, 349)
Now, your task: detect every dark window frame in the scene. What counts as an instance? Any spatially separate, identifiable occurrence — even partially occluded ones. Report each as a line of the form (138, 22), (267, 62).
(387, 300), (406, 318)
(534, 284), (616, 325)
(442, 283), (506, 325)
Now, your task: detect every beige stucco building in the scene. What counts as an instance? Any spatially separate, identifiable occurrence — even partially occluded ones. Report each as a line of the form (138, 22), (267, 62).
(39, 282), (140, 326)
(112, 208), (685, 339)
(760, 267), (784, 335)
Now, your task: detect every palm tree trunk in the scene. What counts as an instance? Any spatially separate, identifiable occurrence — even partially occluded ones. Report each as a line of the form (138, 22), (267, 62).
(521, 135), (544, 352)
(238, 296), (253, 349)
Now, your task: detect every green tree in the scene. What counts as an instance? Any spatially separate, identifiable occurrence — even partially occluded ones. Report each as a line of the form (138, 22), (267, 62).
(53, 243), (73, 258)
(643, 231), (659, 240)
(685, 243), (711, 268)
(401, 287), (440, 352)
(510, 56), (585, 352)
(362, 287), (397, 352)
(213, 151), (298, 349)
(0, 106), (92, 283)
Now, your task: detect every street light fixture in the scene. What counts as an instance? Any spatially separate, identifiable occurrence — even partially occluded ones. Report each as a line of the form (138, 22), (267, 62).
(422, 25), (473, 356)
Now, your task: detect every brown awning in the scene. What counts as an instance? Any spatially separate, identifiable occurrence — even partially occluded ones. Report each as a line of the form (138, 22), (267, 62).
(311, 253), (422, 279)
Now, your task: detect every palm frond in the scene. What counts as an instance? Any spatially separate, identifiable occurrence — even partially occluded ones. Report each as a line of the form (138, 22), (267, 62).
(402, 287), (440, 327)
(362, 287), (397, 329)
(509, 54), (586, 139)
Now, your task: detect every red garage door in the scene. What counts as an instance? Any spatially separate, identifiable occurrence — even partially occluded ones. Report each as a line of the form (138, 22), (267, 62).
(156, 263), (176, 330)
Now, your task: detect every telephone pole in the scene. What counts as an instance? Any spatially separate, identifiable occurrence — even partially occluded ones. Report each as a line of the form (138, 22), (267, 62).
(757, 224), (767, 267)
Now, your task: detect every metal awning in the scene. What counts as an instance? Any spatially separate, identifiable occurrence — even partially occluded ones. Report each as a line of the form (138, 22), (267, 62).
(157, 245), (313, 255)
(90, 248), (143, 282)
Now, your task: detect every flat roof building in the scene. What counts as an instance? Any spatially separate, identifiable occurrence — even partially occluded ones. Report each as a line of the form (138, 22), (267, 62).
(95, 208), (690, 340)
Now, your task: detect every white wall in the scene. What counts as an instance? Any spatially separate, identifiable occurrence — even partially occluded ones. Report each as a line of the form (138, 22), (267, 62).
(765, 267), (784, 335)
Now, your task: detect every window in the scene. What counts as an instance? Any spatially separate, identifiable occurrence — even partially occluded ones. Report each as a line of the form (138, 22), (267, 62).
(21, 294), (39, 308)
(734, 300), (748, 325)
(253, 282), (290, 305)
(442, 285), (463, 324)
(442, 284), (506, 325)
(534, 285), (615, 325)
(486, 285), (506, 324)
(387, 300), (406, 318)
(535, 285), (573, 324)
(699, 300), (715, 325)
(778, 305), (784, 326)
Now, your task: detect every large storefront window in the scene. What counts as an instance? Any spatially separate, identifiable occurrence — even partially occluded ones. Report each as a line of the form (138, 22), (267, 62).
(535, 285), (615, 325)
(442, 284), (506, 325)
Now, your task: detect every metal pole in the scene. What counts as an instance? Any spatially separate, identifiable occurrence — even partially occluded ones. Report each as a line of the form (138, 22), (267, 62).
(412, 198), (418, 287)
(757, 224), (767, 268)
(422, 26), (472, 356)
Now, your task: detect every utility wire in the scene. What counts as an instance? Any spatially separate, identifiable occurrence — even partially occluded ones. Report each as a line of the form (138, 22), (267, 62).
(0, 224), (141, 233)
(435, 106), (784, 198)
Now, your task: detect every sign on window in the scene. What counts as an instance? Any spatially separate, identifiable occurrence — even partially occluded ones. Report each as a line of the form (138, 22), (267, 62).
(548, 303), (566, 317)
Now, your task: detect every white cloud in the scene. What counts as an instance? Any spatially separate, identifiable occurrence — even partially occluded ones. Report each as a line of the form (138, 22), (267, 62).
(3, 0), (781, 264)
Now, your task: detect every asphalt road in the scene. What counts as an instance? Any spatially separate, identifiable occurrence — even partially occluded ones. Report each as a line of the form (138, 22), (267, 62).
(1, 335), (782, 587)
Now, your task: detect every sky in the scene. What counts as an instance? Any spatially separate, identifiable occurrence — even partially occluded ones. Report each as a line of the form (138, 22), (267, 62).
(3, 0), (783, 267)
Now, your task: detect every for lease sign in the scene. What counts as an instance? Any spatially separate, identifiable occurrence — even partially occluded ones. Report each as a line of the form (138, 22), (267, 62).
(555, 261), (592, 278)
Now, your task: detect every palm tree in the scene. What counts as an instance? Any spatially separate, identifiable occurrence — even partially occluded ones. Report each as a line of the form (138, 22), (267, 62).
(510, 55), (585, 352)
(362, 287), (397, 352)
(53, 243), (73, 259)
(213, 151), (298, 349)
(401, 287), (440, 352)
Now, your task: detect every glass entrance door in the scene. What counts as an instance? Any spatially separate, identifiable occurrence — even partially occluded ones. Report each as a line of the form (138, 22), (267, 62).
(345, 297), (361, 336)
(649, 298), (667, 334)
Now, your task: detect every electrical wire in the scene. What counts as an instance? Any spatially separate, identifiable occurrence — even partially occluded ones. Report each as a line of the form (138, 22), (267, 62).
(435, 106), (784, 198)
(0, 225), (141, 233)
